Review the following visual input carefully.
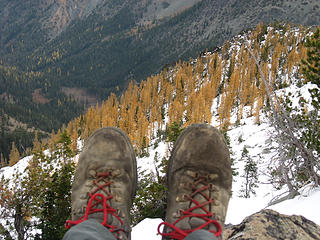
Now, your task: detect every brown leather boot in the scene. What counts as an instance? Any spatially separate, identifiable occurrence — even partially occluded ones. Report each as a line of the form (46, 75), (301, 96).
(158, 124), (232, 239)
(65, 127), (137, 240)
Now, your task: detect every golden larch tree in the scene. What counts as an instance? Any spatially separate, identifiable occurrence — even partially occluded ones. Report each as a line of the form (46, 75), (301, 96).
(9, 142), (20, 166)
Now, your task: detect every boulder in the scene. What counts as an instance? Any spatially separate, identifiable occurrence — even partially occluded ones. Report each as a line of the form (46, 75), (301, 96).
(224, 209), (320, 240)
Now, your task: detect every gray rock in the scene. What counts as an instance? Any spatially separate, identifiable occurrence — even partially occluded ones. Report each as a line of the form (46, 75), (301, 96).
(224, 209), (320, 240)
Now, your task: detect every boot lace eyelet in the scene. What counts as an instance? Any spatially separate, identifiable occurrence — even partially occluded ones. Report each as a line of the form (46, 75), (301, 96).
(158, 174), (222, 239)
(66, 171), (127, 240)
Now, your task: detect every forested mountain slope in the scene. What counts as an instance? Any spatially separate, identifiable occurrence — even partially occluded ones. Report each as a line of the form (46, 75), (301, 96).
(1, 24), (319, 239)
(1, 0), (319, 166)
(60, 24), (313, 151)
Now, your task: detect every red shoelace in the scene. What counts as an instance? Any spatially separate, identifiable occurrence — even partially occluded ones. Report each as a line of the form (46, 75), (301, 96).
(65, 172), (126, 238)
(158, 176), (222, 239)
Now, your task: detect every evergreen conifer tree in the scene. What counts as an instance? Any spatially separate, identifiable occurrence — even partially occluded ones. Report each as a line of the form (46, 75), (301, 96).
(0, 131), (75, 240)
(0, 153), (7, 168)
(240, 146), (258, 198)
(32, 131), (41, 153)
(300, 28), (320, 157)
(8, 142), (20, 166)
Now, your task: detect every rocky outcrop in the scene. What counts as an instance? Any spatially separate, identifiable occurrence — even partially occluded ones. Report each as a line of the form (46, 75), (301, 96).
(42, 0), (104, 39)
(224, 209), (320, 240)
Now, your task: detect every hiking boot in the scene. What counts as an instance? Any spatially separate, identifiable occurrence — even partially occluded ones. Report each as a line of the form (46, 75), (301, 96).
(158, 124), (232, 239)
(65, 127), (137, 240)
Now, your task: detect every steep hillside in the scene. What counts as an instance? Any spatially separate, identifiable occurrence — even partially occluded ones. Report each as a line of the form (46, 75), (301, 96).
(0, 63), (83, 163)
(60, 24), (319, 214)
(0, 24), (319, 239)
(59, 24), (311, 149)
(1, 0), (320, 164)
(10, 0), (320, 95)
(1, 0), (320, 114)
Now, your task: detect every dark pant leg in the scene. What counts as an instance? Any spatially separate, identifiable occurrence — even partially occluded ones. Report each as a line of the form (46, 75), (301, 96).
(62, 219), (116, 240)
(184, 230), (219, 240)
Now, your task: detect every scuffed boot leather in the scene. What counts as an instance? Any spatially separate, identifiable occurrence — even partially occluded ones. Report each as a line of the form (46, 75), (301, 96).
(66, 127), (137, 240)
(159, 124), (232, 239)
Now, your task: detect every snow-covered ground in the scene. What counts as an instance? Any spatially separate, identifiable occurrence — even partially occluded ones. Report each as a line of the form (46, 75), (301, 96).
(131, 186), (320, 239)
(130, 112), (320, 239)
(1, 108), (319, 239)
(2, 39), (320, 238)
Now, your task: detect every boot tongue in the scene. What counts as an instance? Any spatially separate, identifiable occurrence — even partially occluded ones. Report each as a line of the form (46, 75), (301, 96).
(87, 172), (115, 225)
(188, 180), (219, 232)
(190, 182), (207, 227)
(87, 173), (129, 239)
